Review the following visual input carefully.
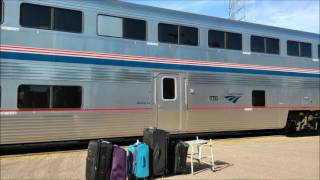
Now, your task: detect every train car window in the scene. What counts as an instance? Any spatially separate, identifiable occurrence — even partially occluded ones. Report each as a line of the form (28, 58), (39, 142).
(20, 3), (52, 30)
(0, 86), (1, 108)
(318, 44), (320, 59)
(208, 30), (225, 48)
(252, 90), (265, 107)
(0, 0), (3, 24)
(123, 18), (146, 40)
(226, 32), (242, 50)
(287, 41), (299, 56)
(52, 86), (82, 108)
(97, 15), (123, 37)
(179, 26), (198, 46)
(18, 85), (50, 109)
(54, 8), (82, 33)
(162, 78), (175, 100)
(251, 36), (264, 53)
(266, 38), (279, 54)
(300, 42), (312, 58)
(158, 23), (178, 44)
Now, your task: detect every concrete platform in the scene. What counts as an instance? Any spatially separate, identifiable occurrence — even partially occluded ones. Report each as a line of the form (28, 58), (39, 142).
(1, 135), (319, 179)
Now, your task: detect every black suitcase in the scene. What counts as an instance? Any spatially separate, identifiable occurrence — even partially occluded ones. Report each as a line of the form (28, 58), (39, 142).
(86, 140), (113, 180)
(143, 128), (169, 177)
(173, 141), (189, 174)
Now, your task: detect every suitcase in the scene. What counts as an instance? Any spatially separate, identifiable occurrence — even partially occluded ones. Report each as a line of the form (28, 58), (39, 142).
(86, 140), (113, 180)
(173, 141), (189, 174)
(143, 128), (169, 177)
(128, 141), (149, 178)
(110, 146), (127, 180)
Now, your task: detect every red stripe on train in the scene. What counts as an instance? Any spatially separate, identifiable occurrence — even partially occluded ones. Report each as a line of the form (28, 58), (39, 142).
(188, 106), (320, 110)
(0, 107), (152, 112)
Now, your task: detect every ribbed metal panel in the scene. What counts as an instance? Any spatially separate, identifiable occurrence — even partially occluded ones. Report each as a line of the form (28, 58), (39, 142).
(0, 110), (153, 144)
(0, 60), (152, 83)
(188, 73), (319, 88)
(185, 109), (288, 132)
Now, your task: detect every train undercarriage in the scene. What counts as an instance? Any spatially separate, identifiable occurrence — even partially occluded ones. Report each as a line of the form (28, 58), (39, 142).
(286, 110), (320, 133)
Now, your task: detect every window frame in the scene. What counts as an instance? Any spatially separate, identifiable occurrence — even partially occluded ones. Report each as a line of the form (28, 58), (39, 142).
(250, 35), (280, 55)
(318, 44), (320, 59)
(158, 22), (199, 46)
(17, 84), (83, 109)
(178, 25), (199, 46)
(19, 3), (83, 33)
(208, 29), (242, 51)
(0, 0), (4, 24)
(208, 29), (225, 49)
(287, 40), (312, 58)
(252, 90), (266, 107)
(161, 76), (177, 101)
(97, 13), (148, 41)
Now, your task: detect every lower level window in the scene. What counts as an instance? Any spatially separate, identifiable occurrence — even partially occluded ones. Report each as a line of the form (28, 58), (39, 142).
(252, 90), (265, 107)
(18, 85), (82, 109)
(162, 78), (175, 100)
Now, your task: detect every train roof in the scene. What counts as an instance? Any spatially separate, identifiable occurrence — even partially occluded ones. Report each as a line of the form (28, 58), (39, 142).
(37, 0), (319, 41)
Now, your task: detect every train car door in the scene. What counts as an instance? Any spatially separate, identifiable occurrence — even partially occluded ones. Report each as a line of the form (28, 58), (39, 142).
(155, 74), (182, 131)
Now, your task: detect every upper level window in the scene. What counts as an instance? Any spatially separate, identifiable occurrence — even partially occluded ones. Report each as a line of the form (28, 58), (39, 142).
(97, 15), (146, 41)
(0, 0), (3, 24)
(158, 23), (198, 46)
(208, 30), (224, 48)
(208, 30), (242, 50)
(179, 26), (198, 46)
(251, 35), (279, 54)
(123, 18), (146, 40)
(287, 40), (312, 58)
(18, 85), (82, 109)
(20, 3), (82, 33)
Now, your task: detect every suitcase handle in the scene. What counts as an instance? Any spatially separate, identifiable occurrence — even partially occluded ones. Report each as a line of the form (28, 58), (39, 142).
(154, 145), (161, 159)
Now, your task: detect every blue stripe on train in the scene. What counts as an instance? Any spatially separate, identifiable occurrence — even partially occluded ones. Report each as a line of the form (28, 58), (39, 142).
(1, 51), (319, 78)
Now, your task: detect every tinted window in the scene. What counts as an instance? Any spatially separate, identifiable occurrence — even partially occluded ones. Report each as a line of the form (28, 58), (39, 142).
(20, 3), (51, 29)
(300, 42), (312, 58)
(163, 78), (175, 100)
(54, 8), (82, 33)
(0, 86), (1, 108)
(123, 18), (146, 40)
(226, 32), (242, 50)
(251, 36), (264, 53)
(158, 23), (178, 44)
(0, 0), (3, 24)
(18, 85), (50, 109)
(208, 30), (225, 48)
(287, 41), (299, 56)
(266, 38), (279, 54)
(53, 86), (82, 108)
(179, 26), (198, 46)
(252, 90), (265, 107)
(318, 44), (320, 59)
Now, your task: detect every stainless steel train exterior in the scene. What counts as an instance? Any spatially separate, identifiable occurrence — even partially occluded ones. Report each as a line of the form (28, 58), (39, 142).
(0, 0), (319, 145)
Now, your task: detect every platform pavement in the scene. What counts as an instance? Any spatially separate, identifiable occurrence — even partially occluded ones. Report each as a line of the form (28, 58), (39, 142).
(1, 135), (319, 179)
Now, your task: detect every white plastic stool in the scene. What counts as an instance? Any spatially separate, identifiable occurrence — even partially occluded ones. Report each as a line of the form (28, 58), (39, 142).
(199, 139), (215, 171)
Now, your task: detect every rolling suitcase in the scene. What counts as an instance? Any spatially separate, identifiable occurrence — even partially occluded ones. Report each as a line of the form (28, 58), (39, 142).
(86, 140), (113, 180)
(143, 128), (169, 177)
(173, 141), (189, 174)
(110, 146), (127, 180)
(128, 141), (149, 179)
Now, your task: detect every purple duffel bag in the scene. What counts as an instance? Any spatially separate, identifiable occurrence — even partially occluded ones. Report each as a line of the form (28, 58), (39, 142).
(110, 146), (127, 180)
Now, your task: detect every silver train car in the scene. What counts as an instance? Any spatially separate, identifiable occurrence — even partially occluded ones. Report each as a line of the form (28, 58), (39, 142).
(0, 0), (319, 145)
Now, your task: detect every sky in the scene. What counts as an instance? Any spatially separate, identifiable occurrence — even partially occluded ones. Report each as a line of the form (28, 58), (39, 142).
(124, 0), (320, 34)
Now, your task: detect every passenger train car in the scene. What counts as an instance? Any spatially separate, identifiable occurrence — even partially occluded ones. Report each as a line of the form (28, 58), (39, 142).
(0, 0), (319, 145)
